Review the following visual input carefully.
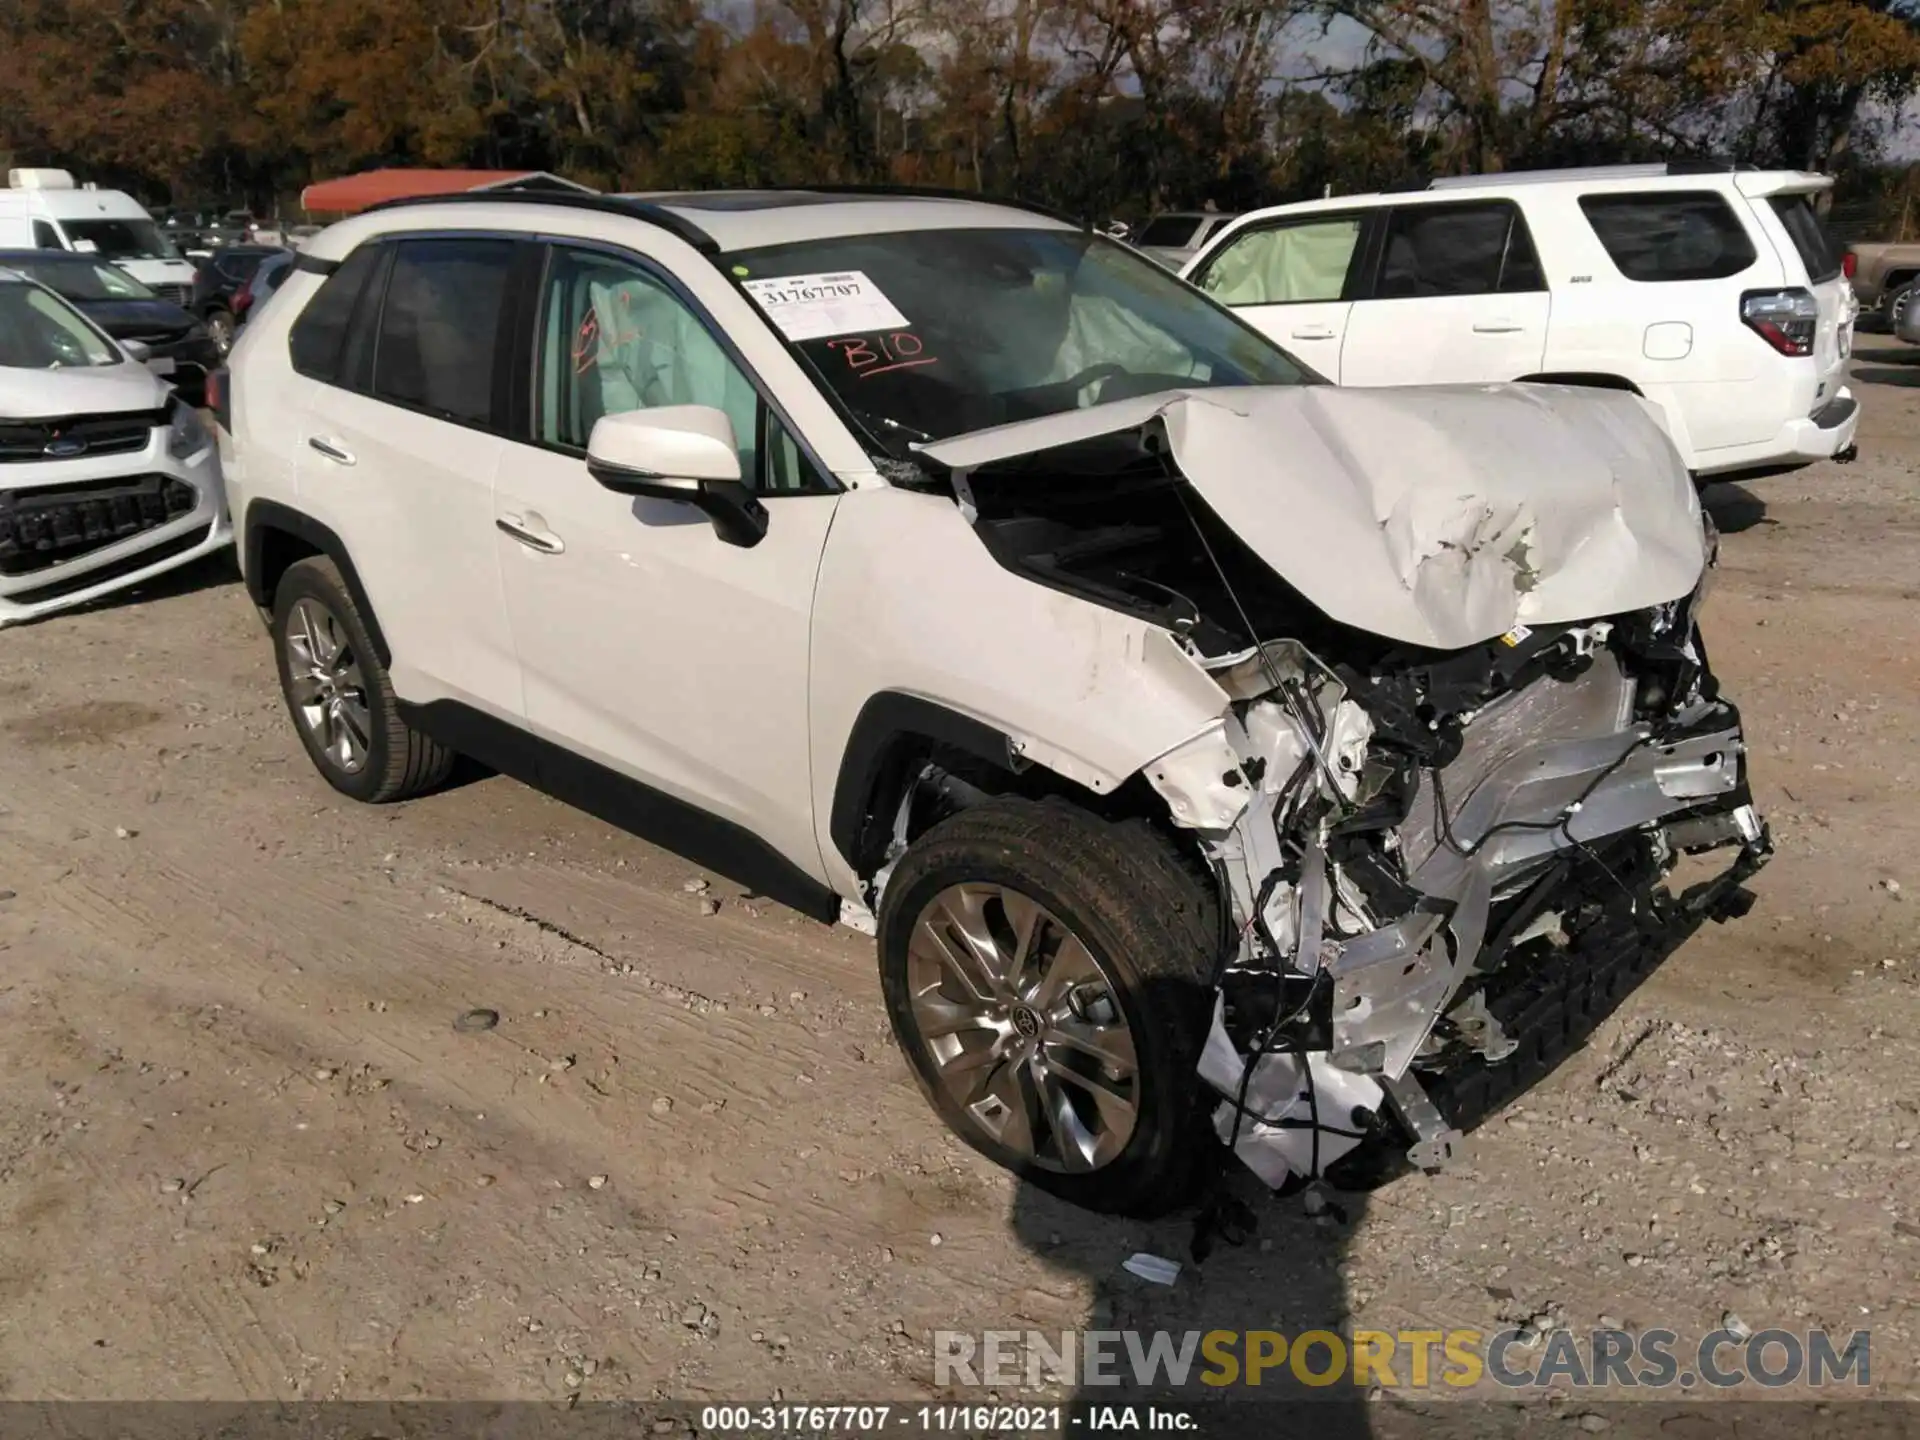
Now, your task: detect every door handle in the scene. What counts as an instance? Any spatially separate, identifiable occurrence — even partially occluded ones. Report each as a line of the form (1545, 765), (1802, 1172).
(496, 514), (565, 555)
(307, 435), (355, 465)
(1290, 325), (1337, 340)
(1471, 322), (1523, 334)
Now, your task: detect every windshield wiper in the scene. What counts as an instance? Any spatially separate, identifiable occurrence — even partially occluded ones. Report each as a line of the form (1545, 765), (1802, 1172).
(843, 403), (933, 446)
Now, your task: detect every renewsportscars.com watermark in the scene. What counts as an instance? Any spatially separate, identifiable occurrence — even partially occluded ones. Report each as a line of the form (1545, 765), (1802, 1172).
(935, 1327), (1871, 1392)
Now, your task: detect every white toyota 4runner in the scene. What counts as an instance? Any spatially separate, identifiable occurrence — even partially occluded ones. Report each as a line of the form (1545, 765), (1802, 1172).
(1183, 164), (1859, 482)
(218, 189), (1771, 1215)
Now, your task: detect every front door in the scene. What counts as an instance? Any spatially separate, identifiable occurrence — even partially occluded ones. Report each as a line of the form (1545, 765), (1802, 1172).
(495, 243), (839, 882)
(1186, 212), (1369, 380)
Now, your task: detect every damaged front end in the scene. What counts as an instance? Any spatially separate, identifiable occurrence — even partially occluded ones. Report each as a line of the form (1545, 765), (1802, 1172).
(912, 382), (1773, 1189)
(1152, 601), (1769, 1187)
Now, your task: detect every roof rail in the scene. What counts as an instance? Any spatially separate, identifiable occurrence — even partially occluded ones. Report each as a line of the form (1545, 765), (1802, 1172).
(1427, 160), (1745, 190)
(792, 184), (1085, 229)
(350, 189), (720, 254)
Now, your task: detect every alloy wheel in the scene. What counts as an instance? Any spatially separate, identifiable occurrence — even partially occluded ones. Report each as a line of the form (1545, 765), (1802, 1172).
(285, 597), (372, 774)
(904, 882), (1140, 1172)
(208, 312), (235, 357)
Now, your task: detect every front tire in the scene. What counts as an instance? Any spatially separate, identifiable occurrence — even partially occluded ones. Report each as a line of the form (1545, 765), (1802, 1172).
(878, 798), (1220, 1216)
(271, 556), (455, 803)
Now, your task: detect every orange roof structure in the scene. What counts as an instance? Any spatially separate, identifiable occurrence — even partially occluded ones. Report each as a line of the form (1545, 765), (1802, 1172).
(300, 168), (595, 215)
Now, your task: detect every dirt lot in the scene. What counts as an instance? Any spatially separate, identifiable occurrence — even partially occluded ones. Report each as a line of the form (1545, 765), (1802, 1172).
(1, 344), (1916, 1415)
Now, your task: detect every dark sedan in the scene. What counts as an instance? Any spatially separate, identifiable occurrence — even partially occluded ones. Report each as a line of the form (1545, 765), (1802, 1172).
(0, 250), (220, 404)
(189, 244), (288, 355)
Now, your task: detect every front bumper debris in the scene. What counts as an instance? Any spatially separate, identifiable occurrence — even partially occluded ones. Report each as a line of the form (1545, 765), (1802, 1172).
(1148, 613), (1772, 1187)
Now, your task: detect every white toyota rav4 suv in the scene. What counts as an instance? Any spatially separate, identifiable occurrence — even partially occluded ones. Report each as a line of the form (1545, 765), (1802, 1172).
(219, 189), (1771, 1215)
(1182, 164), (1859, 482)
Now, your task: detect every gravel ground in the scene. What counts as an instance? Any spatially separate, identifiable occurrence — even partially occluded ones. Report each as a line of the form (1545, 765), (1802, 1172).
(0, 344), (1915, 1420)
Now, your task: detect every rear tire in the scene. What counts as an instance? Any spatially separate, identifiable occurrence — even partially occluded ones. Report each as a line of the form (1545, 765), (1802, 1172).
(1889, 280), (1914, 336)
(206, 308), (236, 357)
(878, 797), (1220, 1216)
(271, 556), (454, 803)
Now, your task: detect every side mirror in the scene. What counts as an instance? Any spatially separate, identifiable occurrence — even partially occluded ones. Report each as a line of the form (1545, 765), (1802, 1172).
(121, 338), (152, 364)
(586, 405), (768, 549)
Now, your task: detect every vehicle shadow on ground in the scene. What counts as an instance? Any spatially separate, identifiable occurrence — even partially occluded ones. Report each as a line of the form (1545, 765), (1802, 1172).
(1698, 482), (1770, 534)
(10, 548), (243, 628)
(993, 886), (1729, 1435)
(1007, 1174), (1377, 1436)
(1850, 363), (1920, 388)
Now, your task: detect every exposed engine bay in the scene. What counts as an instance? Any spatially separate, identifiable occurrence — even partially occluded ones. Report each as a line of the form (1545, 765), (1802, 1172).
(897, 397), (1772, 1187)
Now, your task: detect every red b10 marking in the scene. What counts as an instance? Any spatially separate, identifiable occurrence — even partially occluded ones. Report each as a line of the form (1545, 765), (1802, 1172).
(828, 332), (937, 378)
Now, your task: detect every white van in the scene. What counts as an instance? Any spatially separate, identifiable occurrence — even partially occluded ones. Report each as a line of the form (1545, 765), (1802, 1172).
(0, 169), (199, 304)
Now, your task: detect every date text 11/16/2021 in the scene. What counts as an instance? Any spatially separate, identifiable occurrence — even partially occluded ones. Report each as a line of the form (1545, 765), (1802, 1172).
(697, 1403), (1199, 1433)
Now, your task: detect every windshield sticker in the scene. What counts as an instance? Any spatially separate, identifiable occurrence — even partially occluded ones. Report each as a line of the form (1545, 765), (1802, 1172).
(741, 271), (908, 342)
(828, 332), (938, 378)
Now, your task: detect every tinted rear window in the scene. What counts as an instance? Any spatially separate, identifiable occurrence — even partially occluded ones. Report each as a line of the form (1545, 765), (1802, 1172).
(369, 238), (515, 426)
(289, 245), (384, 382)
(1578, 192), (1758, 282)
(1137, 215), (1205, 248)
(1377, 201), (1545, 297)
(216, 251), (268, 283)
(1767, 195), (1841, 283)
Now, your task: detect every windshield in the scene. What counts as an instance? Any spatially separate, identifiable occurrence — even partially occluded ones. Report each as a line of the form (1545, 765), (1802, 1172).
(11, 257), (155, 302)
(60, 219), (181, 262)
(731, 228), (1310, 458)
(0, 284), (123, 368)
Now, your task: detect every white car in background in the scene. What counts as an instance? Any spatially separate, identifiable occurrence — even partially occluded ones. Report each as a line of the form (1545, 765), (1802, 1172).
(1183, 164), (1859, 481)
(0, 269), (228, 626)
(0, 169), (200, 303)
(1133, 211), (1240, 270)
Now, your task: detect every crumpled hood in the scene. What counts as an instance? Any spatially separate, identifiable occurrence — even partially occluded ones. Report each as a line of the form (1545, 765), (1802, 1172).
(918, 383), (1708, 650)
(0, 362), (170, 420)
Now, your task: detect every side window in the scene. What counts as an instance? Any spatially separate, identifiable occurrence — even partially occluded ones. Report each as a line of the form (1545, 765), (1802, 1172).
(1193, 217), (1363, 305)
(761, 411), (819, 494)
(1376, 202), (1543, 298)
(32, 221), (63, 250)
(1767, 196), (1840, 283)
(370, 238), (515, 426)
(289, 243), (385, 383)
(1578, 192), (1758, 282)
(536, 246), (760, 484)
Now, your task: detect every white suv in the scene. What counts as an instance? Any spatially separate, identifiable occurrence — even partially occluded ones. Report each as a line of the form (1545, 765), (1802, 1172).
(220, 189), (1771, 1215)
(1182, 164), (1859, 481)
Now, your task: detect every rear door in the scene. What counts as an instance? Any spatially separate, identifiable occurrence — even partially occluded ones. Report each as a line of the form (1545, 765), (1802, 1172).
(292, 234), (526, 718)
(1337, 199), (1550, 386)
(1184, 211), (1371, 378)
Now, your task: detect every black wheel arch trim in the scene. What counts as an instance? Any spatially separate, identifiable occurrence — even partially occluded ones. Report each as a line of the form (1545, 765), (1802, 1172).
(828, 691), (1019, 877)
(397, 699), (841, 925)
(242, 500), (392, 667)
(1514, 371), (1644, 395)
